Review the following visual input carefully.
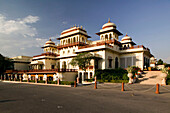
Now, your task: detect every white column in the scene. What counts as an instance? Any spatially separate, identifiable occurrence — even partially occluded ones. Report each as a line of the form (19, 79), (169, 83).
(88, 72), (90, 79)
(78, 36), (79, 42)
(43, 74), (47, 81)
(53, 74), (56, 81)
(82, 72), (84, 81)
(78, 72), (80, 78)
(35, 74), (38, 79)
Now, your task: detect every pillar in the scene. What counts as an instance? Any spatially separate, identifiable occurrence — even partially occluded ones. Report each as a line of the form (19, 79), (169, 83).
(15, 74), (17, 80)
(82, 72), (84, 81)
(4, 75), (6, 80)
(77, 77), (79, 84)
(78, 72), (80, 78)
(88, 72), (90, 79)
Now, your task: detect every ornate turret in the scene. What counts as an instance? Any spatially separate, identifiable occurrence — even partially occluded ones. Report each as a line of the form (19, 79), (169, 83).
(96, 19), (123, 41)
(120, 33), (136, 47)
(41, 38), (57, 53)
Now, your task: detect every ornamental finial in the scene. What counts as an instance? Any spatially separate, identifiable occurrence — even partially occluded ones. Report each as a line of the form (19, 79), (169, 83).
(126, 33), (128, 36)
(108, 18), (110, 23)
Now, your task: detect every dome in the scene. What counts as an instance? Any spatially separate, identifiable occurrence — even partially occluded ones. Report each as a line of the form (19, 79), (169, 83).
(121, 33), (132, 41)
(102, 18), (116, 29)
(45, 38), (55, 45)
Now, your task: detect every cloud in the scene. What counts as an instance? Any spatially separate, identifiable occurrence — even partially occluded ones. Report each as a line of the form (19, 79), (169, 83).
(0, 14), (42, 57)
(62, 21), (67, 25)
(0, 14), (39, 37)
(22, 15), (39, 24)
(164, 57), (170, 64)
(36, 38), (48, 47)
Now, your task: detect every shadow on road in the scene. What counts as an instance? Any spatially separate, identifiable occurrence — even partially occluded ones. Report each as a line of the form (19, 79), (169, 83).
(0, 100), (16, 103)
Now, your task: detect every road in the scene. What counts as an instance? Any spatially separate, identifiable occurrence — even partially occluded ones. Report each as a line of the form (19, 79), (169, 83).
(0, 81), (170, 113)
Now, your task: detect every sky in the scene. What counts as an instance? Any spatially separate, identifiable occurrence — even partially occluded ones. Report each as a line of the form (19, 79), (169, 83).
(0, 0), (170, 63)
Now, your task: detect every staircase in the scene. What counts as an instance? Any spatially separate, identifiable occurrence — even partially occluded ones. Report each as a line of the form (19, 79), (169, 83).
(138, 71), (162, 85)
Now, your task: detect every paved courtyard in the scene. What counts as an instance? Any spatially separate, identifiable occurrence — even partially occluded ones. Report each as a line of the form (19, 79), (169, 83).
(0, 81), (170, 113)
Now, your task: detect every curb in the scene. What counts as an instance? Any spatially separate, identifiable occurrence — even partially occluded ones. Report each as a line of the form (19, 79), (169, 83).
(1, 80), (72, 87)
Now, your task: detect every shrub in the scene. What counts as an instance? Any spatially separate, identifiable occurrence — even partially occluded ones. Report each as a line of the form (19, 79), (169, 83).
(94, 68), (128, 82)
(84, 78), (94, 82)
(166, 70), (170, 85)
(60, 81), (74, 85)
(29, 80), (35, 83)
(48, 81), (57, 84)
(38, 80), (45, 83)
(110, 80), (128, 83)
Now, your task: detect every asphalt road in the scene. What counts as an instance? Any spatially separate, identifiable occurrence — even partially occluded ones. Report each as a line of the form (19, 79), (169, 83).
(0, 81), (170, 113)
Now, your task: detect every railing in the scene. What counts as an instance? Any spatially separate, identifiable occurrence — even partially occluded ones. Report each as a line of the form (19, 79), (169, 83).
(28, 69), (78, 72)
(57, 42), (87, 49)
(78, 39), (121, 49)
(5, 69), (78, 73)
(119, 45), (150, 51)
(33, 52), (58, 57)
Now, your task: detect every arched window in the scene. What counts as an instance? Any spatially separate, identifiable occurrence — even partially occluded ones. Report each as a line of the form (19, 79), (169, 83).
(57, 62), (60, 69)
(68, 39), (70, 44)
(105, 34), (108, 40)
(115, 57), (118, 68)
(109, 34), (112, 39)
(63, 40), (65, 45)
(108, 56), (112, 68)
(82, 37), (84, 42)
(90, 72), (93, 78)
(73, 37), (75, 43)
(62, 61), (66, 69)
(101, 35), (103, 40)
(73, 49), (75, 53)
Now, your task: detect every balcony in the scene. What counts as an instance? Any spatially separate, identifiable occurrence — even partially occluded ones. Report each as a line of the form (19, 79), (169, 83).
(78, 39), (121, 49)
(57, 42), (87, 49)
(28, 69), (78, 72)
(5, 69), (78, 74)
(119, 45), (150, 51)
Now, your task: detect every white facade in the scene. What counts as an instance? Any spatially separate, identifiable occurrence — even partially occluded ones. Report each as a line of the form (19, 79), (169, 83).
(29, 19), (153, 81)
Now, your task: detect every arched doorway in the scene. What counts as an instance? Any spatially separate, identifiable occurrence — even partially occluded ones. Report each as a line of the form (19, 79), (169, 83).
(62, 61), (66, 70)
(115, 57), (118, 68)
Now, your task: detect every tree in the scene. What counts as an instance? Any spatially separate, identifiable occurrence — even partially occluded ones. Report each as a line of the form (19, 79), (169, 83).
(157, 59), (163, 65)
(0, 54), (13, 75)
(70, 52), (95, 72)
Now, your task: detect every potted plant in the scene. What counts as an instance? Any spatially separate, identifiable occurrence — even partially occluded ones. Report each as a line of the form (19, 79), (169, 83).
(137, 69), (142, 74)
(127, 66), (133, 84)
(135, 73), (140, 78)
(160, 67), (169, 85)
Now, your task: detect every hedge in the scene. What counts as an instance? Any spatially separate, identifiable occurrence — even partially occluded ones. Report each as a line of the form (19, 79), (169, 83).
(94, 68), (128, 83)
(166, 70), (170, 85)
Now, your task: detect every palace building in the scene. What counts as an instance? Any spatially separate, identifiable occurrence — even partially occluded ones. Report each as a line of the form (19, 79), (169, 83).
(5, 19), (153, 82)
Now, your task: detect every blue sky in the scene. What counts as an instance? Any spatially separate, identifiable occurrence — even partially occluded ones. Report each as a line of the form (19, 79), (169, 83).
(0, 0), (170, 63)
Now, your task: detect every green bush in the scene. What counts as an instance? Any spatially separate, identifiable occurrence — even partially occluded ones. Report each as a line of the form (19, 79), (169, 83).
(60, 81), (74, 85)
(22, 80), (27, 82)
(29, 80), (35, 83)
(38, 80), (45, 83)
(166, 70), (170, 85)
(48, 81), (57, 84)
(94, 68), (128, 82)
(84, 78), (94, 82)
(110, 80), (128, 83)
